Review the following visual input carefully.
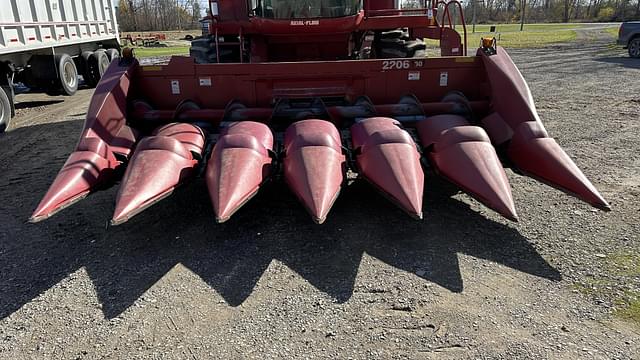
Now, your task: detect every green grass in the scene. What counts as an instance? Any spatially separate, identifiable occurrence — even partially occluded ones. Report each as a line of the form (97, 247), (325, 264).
(130, 23), (619, 58)
(470, 23), (585, 33)
(573, 251), (640, 327)
(450, 23), (585, 48)
(605, 26), (620, 37)
(607, 252), (640, 276)
(435, 23), (614, 49)
(476, 29), (577, 48)
(618, 299), (640, 324)
(133, 46), (190, 58)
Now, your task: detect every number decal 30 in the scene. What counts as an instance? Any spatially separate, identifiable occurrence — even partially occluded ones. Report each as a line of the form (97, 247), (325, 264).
(382, 60), (411, 70)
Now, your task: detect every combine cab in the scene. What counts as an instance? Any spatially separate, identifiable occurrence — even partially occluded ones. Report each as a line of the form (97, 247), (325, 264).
(31, 0), (610, 225)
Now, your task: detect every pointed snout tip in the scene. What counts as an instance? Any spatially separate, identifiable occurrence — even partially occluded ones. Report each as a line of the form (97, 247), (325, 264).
(215, 216), (230, 224)
(311, 215), (327, 225)
(28, 215), (43, 224)
(110, 217), (127, 226)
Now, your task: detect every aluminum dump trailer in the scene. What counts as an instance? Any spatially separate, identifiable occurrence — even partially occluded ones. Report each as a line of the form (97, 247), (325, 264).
(0, 0), (121, 132)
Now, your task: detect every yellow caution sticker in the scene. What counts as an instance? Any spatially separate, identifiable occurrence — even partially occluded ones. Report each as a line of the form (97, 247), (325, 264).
(142, 66), (163, 71)
(455, 57), (476, 63)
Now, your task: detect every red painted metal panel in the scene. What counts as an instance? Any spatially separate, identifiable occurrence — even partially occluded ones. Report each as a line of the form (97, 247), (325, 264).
(132, 56), (486, 112)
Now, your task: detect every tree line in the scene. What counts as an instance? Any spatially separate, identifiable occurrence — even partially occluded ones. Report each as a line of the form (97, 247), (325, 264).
(117, 0), (203, 31)
(116, 0), (639, 32)
(402, 0), (639, 23)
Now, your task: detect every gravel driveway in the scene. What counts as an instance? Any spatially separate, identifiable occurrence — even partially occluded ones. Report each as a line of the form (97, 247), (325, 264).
(0, 30), (638, 359)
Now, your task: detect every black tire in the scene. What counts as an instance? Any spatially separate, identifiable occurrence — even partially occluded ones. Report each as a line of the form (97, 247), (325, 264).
(189, 36), (240, 63)
(190, 37), (219, 64)
(106, 48), (120, 62)
(0, 86), (11, 133)
(85, 50), (110, 88)
(629, 37), (640, 59)
(52, 53), (78, 96)
(24, 55), (55, 90)
(81, 51), (98, 87)
(375, 29), (426, 59)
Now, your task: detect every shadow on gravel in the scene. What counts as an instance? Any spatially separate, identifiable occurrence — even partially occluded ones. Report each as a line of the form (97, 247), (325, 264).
(0, 121), (561, 320)
(595, 56), (640, 69)
(14, 100), (65, 110)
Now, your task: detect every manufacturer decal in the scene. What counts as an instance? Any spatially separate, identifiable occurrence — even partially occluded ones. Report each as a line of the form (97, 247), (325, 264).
(199, 77), (212, 86)
(290, 20), (320, 26)
(171, 80), (181, 94)
(439, 72), (448, 87)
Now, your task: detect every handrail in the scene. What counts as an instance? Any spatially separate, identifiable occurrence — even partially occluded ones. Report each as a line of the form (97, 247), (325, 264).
(436, 0), (467, 55)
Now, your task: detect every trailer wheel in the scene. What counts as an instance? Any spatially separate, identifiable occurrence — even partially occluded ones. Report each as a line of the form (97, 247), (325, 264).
(106, 48), (120, 62)
(85, 50), (110, 87)
(80, 51), (97, 87)
(0, 86), (11, 133)
(53, 54), (78, 96)
(629, 37), (640, 59)
(93, 50), (111, 75)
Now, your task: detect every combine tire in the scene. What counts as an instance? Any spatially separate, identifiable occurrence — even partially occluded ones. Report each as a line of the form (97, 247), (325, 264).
(52, 54), (78, 96)
(629, 38), (640, 59)
(190, 37), (218, 64)
(0, 86), (11, 133)
(189, 36), (241, 63)
(376, 29), (426, 59)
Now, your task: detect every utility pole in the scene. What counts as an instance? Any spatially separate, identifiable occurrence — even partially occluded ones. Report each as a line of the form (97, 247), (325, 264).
(520, 0), (526, 31)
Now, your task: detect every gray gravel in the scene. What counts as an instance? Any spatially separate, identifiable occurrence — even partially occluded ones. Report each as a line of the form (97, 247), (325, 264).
(0, 30), (638, 359)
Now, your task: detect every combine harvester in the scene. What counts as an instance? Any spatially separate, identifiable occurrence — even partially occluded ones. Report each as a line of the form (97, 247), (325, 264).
(31, 0), (610, 225)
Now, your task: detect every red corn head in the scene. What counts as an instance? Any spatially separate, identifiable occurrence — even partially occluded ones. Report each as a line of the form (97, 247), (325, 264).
(206, 121), (274, 223)
(111, 123), (205, 225)
(283, 120), (345, 224)
(507, 121), (610, 211)
(351, 117), (424, 219)
(418, 114), (517, 221)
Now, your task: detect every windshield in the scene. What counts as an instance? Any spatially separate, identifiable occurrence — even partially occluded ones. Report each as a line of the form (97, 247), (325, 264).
(251, 0), (363, 19)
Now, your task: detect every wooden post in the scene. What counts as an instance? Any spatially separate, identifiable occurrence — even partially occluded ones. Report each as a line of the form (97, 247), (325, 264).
(520, 0), (526, 31)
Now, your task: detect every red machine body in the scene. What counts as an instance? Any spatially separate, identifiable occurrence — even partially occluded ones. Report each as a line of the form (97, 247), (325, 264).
(197, 0), (466, 62)
(31, 0), (609, 226)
